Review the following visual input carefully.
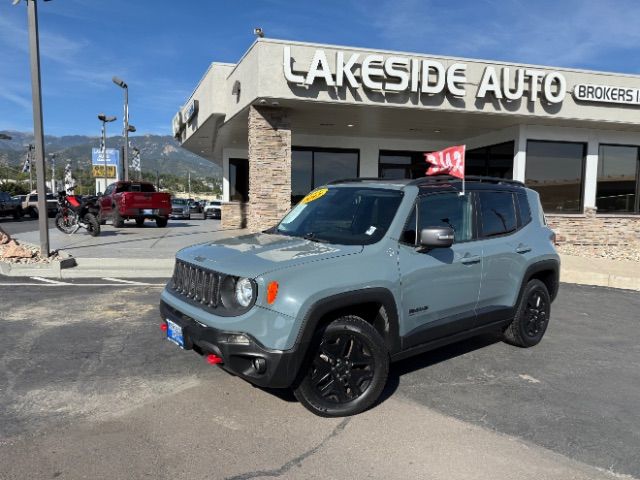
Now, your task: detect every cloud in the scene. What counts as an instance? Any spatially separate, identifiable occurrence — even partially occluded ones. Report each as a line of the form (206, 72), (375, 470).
(352, 0), (640, 70)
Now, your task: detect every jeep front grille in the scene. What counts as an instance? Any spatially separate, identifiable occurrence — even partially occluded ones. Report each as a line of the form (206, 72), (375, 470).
(171, 260), (221, 308)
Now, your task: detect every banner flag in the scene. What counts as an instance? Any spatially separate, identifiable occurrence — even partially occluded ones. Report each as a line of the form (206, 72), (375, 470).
(424, 145), (466, 179)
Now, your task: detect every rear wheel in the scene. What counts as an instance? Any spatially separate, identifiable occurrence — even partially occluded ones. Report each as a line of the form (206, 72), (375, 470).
(84, 213), (100, 237)
(503, 279), (551, 348)
(12, 208), (22, 220)
(112, 209), (124, 228)
(156, 216), (168, 228)
(135, 216), (145, 227)
(29, 207), (38, 219)
(293, 315), (389, 417)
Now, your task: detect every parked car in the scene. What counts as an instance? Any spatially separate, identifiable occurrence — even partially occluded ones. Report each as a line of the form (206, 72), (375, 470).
(204, 200), (222, 219)
(170, 198), (191, 220)
(99, 181), (171, 228)
(188, 200), (203, 214)
(22, 192), (58, 218)
(0, 191), (23, 220)
(159, 176), (560, 417)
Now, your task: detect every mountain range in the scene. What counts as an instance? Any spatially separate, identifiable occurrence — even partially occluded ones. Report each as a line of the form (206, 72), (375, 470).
(0, 131), (220, 179)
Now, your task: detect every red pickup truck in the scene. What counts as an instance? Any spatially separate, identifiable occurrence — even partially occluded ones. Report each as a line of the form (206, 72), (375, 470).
(99, 181), (171, 228)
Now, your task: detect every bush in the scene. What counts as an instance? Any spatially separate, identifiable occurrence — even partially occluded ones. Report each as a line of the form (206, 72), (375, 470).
(0, 182), (30, 196)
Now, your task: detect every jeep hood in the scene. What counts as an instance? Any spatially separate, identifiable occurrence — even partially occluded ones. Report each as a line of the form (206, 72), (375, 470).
(177, 232), (363, 278)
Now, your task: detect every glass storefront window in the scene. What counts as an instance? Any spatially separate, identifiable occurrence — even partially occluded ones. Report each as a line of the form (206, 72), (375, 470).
(596, 145), (639, 213)
(379, 151), (429, 179)
(229, 158), (249, 202)
(291, 148), (359, 204)
(466, 141), (514, 178)
(525, 141), (585, 213)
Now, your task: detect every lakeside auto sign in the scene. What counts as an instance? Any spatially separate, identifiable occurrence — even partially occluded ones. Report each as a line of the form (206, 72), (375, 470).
(283, 47), (566, 103)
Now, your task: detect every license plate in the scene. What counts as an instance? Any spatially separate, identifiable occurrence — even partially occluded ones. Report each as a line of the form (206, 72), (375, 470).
(143, 209), (156, 215)
(166, 319), (184, 348)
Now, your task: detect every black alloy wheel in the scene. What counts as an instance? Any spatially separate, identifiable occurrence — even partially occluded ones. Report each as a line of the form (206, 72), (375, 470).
(294, 315), (389, 417)
(503, 279), (551, 347)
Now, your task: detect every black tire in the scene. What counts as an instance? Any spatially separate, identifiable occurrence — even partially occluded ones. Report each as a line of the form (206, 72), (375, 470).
(156, 216), (168, 228)
(293, 315), (389, 417)
(84, 213), (100, 237)
(55, 211), (77, 234)
(112, 209), (124, 228)
(135, 216), (145, 227)
(99, 215), (106, 226)
(503, 279), (551, 348)
(29, 207), (38, 219)
(12, 208), (22, 220)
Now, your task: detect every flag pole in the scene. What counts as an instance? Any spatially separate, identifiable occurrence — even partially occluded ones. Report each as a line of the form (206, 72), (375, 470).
(459, 145), (466, 196)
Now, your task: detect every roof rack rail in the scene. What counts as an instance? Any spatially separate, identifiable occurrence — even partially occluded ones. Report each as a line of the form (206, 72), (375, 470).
(326, 177), (385, 185)
(408, 175), (525, 187)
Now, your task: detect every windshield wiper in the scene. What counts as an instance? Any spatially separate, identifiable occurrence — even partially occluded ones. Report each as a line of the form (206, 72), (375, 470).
(302, 232), (329, 243)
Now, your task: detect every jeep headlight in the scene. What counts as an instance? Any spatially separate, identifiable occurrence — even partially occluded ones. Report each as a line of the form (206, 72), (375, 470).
(235, 277), (254, 307)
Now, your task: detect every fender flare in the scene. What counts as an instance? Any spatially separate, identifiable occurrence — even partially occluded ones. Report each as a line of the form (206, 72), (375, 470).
(294, 287), (401, 356)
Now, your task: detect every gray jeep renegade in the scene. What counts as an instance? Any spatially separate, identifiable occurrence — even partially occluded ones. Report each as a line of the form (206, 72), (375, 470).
(159, 176), (560, 417)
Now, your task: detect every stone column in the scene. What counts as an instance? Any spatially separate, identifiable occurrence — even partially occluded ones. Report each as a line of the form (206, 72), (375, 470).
(247, 105), (291, 232)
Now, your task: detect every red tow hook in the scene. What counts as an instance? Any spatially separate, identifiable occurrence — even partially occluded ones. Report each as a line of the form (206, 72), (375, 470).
(206, 354), (223, 365)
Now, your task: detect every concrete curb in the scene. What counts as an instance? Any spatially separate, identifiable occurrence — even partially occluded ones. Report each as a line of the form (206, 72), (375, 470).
(560, 254), (640, 291)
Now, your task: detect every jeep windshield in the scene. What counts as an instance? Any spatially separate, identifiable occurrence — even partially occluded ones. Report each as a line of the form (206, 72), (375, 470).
(274, 187), (403, 245)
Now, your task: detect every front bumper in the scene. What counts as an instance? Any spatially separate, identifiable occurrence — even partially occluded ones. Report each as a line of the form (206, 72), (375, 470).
(159, 300), (302, 388)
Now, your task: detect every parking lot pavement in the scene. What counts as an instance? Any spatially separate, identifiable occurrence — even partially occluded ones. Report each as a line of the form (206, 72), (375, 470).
(0, 216), (55, 236)
(0, 282), (638, 480)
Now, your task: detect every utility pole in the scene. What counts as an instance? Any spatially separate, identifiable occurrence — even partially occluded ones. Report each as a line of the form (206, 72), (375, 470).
(22, 0), (50, 256)
(188, 171), (191, 198)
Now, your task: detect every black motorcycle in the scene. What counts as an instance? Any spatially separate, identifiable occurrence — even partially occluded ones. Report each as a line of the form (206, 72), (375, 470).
(55, 189), (101, 237)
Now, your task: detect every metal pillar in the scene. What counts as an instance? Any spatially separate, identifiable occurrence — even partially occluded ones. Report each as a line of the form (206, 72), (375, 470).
(27, 0), (50, 257)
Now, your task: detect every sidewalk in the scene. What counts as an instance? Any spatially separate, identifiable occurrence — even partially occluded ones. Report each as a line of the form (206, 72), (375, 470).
(5, 219), (244, 278)
(3, 222), (640, 290)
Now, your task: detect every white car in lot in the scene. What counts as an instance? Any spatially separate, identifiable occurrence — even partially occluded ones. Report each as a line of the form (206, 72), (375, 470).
(204, 200), (222, 219)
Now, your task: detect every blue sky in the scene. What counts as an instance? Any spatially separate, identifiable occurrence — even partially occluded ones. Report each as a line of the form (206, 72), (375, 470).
(1, 0), (639, 136)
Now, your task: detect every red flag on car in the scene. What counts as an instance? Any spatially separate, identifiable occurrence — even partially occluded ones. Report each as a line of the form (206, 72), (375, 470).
(424, 145), (466, 180)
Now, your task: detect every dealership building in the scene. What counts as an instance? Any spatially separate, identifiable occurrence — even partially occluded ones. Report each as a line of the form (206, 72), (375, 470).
(173, 38), (640, 248)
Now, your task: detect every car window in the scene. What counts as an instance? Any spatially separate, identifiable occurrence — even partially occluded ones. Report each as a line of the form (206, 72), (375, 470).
(478, 191), (517, 237)
(408, 192), (474, 244)
(30, 195), (37, 202)
(173, 199), (187, 205)
(516, 192), (532, 227)
(0, 193), (8, 201)
(46, 194), (55, 200)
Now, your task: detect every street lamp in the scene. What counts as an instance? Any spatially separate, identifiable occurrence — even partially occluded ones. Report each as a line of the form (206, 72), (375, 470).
(112, 76), (130, 182)
(13, 0), (51, 257)
(98, 113), (116, 194)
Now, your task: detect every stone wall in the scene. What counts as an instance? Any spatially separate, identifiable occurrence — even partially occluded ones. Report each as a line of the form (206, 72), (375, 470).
(247, 105), (291, 232)
(547, 208), (640, 248)
(221, 202), (247, 229)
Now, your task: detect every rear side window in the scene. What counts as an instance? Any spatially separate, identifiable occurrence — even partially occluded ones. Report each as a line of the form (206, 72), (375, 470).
(516, 192), (532, 227)
(478, 191), (517, 237)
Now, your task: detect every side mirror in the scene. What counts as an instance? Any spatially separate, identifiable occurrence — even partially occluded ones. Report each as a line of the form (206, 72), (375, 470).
(419, 226), (455, 249)
(96, 192), (103, 196)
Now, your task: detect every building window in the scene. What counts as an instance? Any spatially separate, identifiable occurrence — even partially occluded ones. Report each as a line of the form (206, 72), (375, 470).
(229, 158), (249, 202)
(597, 145), (639, 213)
(379, 151), (428, 179)
(466, 141), (515, 178)
(525, 140), (586, 213)
(291, 147), (359, 204)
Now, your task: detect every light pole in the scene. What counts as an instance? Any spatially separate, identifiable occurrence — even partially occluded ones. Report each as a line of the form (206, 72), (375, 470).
(112, 76), (130, 181)
(49, 152), (55, 192)
(97, 113), (116, 193)
(13, 0), (51, 257)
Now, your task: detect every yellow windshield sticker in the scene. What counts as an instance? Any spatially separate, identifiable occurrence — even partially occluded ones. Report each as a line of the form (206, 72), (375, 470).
(301, 188), (328, 204)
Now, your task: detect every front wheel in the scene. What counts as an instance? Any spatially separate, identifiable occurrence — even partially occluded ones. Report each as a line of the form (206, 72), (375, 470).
(12, 208), (22, 220)
(84, 213), (100, 237)
(55, 211), (77, 234)
(156, 216), (168, 228)
(135, 216), (145, 227)
(29, 207), (38, 219)
(503, 279), (551, 348)
(293, 315), (389, 417)
(112, 209), (124, 228)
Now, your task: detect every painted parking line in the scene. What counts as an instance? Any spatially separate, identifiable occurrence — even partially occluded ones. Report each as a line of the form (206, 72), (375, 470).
(0, 277), (165, 287)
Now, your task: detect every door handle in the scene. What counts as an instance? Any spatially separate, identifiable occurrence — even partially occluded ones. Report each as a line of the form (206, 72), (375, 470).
(461, 254), (481, 265)
(516, 245), (532, 254)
